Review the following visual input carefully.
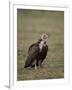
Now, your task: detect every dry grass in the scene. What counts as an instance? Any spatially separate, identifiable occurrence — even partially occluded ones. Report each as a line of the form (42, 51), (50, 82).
(17, 9), (64, 80)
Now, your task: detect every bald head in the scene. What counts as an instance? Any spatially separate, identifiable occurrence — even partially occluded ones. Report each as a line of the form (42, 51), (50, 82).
(41, 33), (48, 43)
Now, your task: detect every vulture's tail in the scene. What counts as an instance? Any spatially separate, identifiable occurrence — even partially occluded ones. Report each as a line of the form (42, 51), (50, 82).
(24, 55), (33, 68)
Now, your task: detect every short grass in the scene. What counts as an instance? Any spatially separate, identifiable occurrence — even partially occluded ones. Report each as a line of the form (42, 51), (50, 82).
(17, 9), (64, 80)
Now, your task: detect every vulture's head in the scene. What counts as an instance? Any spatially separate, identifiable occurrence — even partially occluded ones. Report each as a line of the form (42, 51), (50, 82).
(37, 33), (48, 45)
(41, 34), (48, 42)
(41, 33), (48, 44)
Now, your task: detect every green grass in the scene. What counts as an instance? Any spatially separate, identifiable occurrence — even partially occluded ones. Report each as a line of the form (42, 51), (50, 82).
(17, 9), (64, 80)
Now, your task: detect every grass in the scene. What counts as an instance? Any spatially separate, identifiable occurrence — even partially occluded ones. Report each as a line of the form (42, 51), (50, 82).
(17, 9), (64, 80)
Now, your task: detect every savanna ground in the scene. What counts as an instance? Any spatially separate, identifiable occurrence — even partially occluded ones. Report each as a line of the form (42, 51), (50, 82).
(17, 9), (64, 80)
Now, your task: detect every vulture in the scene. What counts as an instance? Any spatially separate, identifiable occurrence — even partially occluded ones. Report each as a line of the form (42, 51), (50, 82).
(24, 33), (48, 69)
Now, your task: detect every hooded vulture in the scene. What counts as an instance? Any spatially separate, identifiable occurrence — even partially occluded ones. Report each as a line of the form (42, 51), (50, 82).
(24, 34), (48, 69)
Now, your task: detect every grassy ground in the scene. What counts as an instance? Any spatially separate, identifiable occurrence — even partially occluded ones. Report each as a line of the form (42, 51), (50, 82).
(17, 9), (64, 80)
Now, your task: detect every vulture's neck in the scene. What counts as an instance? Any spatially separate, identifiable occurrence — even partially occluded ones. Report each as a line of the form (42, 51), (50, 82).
(39, 41), (45, 52)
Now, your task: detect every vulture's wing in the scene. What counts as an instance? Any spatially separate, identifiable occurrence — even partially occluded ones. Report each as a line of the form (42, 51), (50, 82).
(28, 43), (35, 54)
(43, 45), (48, 59)
(40, 45), (48, 63)
(24, 44), (39, 68)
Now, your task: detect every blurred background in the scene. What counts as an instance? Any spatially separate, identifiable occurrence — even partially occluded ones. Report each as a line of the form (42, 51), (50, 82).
(17, 9), (64, 80)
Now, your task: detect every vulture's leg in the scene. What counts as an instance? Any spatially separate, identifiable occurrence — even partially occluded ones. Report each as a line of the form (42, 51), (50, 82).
(35, 60), (37, 70)
(35, 63), (37, 70)
(31, 60), (37, 69)
(31, 59), (38, 68)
